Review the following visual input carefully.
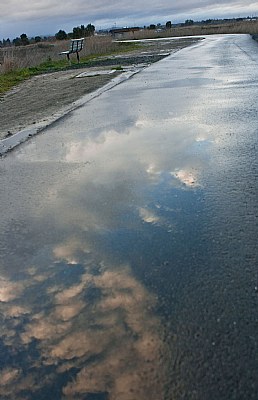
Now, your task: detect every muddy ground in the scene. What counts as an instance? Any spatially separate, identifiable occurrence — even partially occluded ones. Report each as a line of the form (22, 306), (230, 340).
(0, 37), (200, 141)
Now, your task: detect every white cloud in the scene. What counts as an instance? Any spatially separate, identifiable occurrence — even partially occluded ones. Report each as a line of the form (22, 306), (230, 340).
(139, 207), (160, 224)
(171, 168), (200, 188)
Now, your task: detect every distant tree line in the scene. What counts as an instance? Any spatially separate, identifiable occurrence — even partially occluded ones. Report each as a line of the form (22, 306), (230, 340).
(0, 33), (46, 47)
(0, 23), (95, 48)
(1, 16), (256, 48)
(181, 16), (258, 27)
(55, 24), (95, 40)
(145, 21), (172, 30)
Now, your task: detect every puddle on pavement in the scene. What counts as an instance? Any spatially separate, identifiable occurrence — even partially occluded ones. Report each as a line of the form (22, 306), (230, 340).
(1, 106), (258, 399)
(1, 36), (258, 399)
(0, 110), (208, 399)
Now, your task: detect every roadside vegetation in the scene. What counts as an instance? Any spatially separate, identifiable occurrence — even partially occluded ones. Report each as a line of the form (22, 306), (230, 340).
(0, 37), (139, 94)
(1, 18), (258, 95)
(125, 18), (258, 39)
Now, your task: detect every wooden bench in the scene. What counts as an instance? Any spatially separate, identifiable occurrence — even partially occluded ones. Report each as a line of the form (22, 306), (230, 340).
(59, 38), (84, 62)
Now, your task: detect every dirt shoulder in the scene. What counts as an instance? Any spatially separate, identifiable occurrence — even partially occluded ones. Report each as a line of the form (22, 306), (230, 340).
(0, 37), (201, 142)
(0, 68), (122, 140)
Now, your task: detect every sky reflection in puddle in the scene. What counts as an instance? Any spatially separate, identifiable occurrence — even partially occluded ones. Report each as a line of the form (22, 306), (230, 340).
(0, 108), (205, 399)
(3, 35), (258, 398)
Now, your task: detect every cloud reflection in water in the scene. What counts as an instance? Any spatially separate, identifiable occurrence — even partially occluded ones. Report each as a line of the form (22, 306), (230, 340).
(0, 239), (166, 399)
(0, 102), (209, 399)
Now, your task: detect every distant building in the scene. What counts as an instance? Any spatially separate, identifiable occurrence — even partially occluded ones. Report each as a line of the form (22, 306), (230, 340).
(109, 27), (141, 38)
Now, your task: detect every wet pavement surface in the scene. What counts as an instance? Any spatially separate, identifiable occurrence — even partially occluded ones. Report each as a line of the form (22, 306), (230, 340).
(0, 34), (258, 399)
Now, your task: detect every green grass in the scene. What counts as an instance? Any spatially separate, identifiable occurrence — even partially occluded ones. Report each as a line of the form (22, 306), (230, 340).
(112, 65), (123, 70)
(0, 59), (67, 95)
(0, 42), (141, 95)
(0, 69), (31, 94)
(115, 42), (141, 50)
(28, 58), (68, 73)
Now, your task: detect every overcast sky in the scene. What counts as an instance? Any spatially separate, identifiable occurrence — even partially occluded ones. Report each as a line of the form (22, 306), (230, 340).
(1, 0), (258, 39)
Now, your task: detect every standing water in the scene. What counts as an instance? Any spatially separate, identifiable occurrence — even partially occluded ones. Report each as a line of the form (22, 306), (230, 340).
(0, 34), (258, 399)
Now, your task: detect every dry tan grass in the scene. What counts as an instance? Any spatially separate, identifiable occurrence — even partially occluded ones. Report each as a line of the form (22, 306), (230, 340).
(1, 53), (18, 73)
(123, 19), (258, 40)
(84, 35), (117, 55)
(0, 36), (116, 74)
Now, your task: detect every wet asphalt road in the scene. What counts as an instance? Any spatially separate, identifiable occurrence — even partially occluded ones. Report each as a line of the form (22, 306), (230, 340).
(0, 34), (258, 399)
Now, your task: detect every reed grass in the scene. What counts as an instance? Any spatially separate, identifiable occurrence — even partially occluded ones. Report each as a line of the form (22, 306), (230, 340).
(0, 36), (139, 94)
(125, 19), (258, 40)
